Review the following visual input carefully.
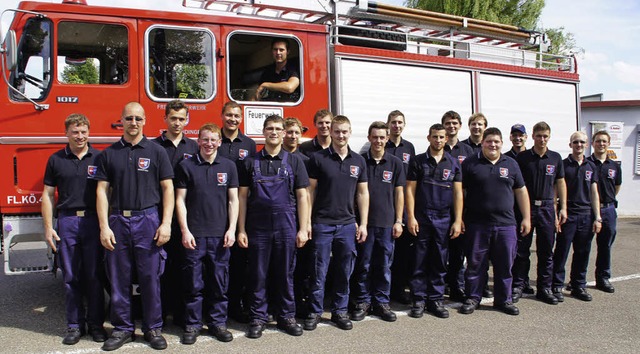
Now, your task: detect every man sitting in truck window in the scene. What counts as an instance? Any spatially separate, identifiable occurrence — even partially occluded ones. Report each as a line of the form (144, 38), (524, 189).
(255, 38), (300, 102)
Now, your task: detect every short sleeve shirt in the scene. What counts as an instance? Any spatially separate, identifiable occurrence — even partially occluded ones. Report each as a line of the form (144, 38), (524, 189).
(462, 153), (525, 226)
(516, 149), (565, 201)
(564, 155), (598, 214)
(259, 62), (300, 102)
(94, 136), (174, 210)
(408, 150), (461, 220)
(43, 145), (100, 211)
(153, 132), (199, 171)
(445, 140), (475, 167)
(219, 130), (256, 162)
(175, 153), (239, 238)
(587, 155), (622, 204)
(299, 136), (326, 158)
(461, 137), (482, 154)
(239, 148), (310, 191)
(385, 138), (416, 175)
(363, 151), (406, 228)
(308, 146), (368, 225)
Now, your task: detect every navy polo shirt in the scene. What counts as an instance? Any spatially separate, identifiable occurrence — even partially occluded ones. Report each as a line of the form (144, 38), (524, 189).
(563, 155), (598, 214)
(299, 136), (326, 158)
(290, 149), (310, 169)
(587, 155), (622, 204)
(259, 62), (300, 101)
(94, 136), (174, 210)
(175, 153), (239, 238)
(408, 150), (461, 221)
(153, 132), (198, 171)
(445, 140), (475, 167)
(307, 146), (368, 225)
(238, 148), (310, 193)
(385, 138), (415, 175)
(461, 137), (482, 153)
(219, 130), (256, 162)
(43, 145), (100, 211)
(363, 151), (406, 228)
(516, 149), (564, 201)
(504, 148), (524, 160)
(462, 153), (525, 226)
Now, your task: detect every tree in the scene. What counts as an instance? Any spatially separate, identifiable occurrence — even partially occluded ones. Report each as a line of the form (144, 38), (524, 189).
(61, 59), (99, 84)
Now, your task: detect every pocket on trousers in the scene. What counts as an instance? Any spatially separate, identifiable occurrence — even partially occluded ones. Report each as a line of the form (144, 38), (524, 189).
(158, 248), (167, 277)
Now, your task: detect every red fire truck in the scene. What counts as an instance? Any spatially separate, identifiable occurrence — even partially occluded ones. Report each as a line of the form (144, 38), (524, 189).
(0, 0), (580, 274)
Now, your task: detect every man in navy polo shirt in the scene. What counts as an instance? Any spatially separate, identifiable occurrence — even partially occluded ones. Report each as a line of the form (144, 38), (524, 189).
(256, 38), (300, 102)
(175, 123), (239, 344)
(283, 117), (310, 164)
(505, 124), (528, 160)
(407, 123), (462, 319)
(441, 110), (474, 302)
(95, 102), (174, 351)
(552, 131), (601, 302)
(350, 121), (405, 323)
(42, 113), (106, 345)
(459, 127), (531, 316)
(588, 130), (622, 293)
(153, 99), (198, 327)
(304, 115), (369, 331)
(512, 121), (567, 305)
(462, 113), (487, 153)
(237, 115), (310, 338)
(299, 109), (333, 158)
(384, 110), (415, 305)
(218, 101), (256, 323)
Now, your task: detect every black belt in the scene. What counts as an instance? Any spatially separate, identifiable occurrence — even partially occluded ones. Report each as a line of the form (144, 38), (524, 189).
(600, 202), (614, 209)
(532, 200), (553, 207)
(112, 206), (157, 217)
(57, 209), (95, 217)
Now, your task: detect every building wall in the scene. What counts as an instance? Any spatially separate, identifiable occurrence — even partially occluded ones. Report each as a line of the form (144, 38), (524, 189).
(581, 102), (640, 216)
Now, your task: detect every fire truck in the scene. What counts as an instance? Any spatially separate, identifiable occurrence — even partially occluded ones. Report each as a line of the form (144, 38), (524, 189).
(0, 0), (580, 275)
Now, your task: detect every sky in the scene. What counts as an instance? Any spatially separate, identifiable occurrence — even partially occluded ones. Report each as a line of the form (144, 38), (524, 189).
(2, 0), (639, 101)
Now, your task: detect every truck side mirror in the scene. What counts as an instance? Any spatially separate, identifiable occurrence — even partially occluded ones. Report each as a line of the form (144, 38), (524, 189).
(3, 30), (17, 71)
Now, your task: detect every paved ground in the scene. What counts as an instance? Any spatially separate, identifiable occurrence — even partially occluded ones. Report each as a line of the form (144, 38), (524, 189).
(1, 218), (639, 353)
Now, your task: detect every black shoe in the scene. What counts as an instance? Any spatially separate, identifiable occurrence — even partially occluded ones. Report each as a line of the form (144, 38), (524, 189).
(208, 325), (233, 342)
(426, 300), (449, 319)
(523, 283), (535, 294)
(182, 327), (199, 345)
(571, 287), (593, 301)
(482, 287), (493, 298)
(408, 301), (425, 318)
(229, 309), (250, 324)
(247, 320), (265, 339)
(303, 313), (321, 331)
(391, 291), (411, 305)
(372, 303), (397, 322)
(459, 299), (479, 314)
(536, 288), (559, 305)
(493, 301), (519, 315)
(596, 279), (615, 293)
(102, 331), (134, 351)
(552, 287), (565, 302)
(330, 313), (353, 330)
(88, 325), (107, 343)
(143, 328), (167, 350)
(449, 288), (466, 303)
(62, 327), (84, 345)
(350, 302), (370, 321)
(512, 288), (522, 303)
(277, 317), (303, 336)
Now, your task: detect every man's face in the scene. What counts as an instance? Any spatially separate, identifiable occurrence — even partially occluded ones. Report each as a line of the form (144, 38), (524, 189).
(428, 129), (447, 152)
(330, 122), (351, 148)
(510, 132), (527, 149)
(481, 134), (503, 160)
(368, 128), (389, 154)
(122, 105), (146, 139)
(66, 123), (89, 150)
(315, 115), (332, 138)
(443, 117), (461, 137)
(388, 115), (405, 138)
(284, 124), (302, 150)
(198, 130), (221, 158)
(221, 107), (242, 133)
(592, 134), (610, 155)
(263, 121), (285, 147)
(533, 130), (551, 150)
(272, 41), (288, 64)
(469, 119), (486, 138)
(570, 134), (587, 155)
(164, 108), (188, 136)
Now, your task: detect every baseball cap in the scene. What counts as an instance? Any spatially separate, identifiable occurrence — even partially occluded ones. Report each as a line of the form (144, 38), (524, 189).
(511, 124), (526, 134)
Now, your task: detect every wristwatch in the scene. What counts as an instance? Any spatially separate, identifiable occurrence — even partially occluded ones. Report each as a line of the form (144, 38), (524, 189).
(595, 218), (603, 223)
(395, 220), (405, 226)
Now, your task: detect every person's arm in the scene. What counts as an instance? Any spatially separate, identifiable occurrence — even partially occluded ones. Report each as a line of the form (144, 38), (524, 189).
(175, 188), (196, 250)
(515, 186), (532, 236)
(96, 181), (115, 251)
(237, 186), (249, 248)
(556, 177), (568, 226)
(591, 182), (602, 233)
(41, 185), (59, 252)
(449, 181), (463, 239)
(154, 179), (174, 247)
(308, 178), (317, 236)
(256, 76), (300, 100)
(224, 187), (239, 248)
(392, 185), (404, 238)
(356, 182), (369, 243)
(405, 180), (419, 237)
(296, 187), (310, 248)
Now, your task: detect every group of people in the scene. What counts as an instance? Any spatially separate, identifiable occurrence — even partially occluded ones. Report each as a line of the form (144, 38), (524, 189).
(42, 101), (621, 351)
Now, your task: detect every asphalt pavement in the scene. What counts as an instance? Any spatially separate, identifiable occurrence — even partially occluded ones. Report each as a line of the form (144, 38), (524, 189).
(1, 218), (638, 353)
